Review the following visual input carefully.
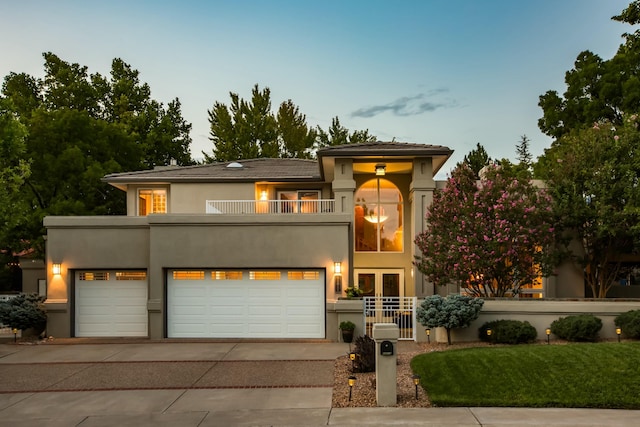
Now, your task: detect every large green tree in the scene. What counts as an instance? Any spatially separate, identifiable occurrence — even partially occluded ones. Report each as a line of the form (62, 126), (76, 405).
(538, 116), (640, 298)
(458, 142), (491, 178)
(538, 2), (640, 138)
(1, 52), (193, 255)
(414, 164), (559, 298)
(206, 85), (375, 162)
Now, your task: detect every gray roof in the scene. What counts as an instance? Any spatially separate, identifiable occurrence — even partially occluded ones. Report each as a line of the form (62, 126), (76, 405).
(317, 141), (452, 158)
(103, 158), (322, 184)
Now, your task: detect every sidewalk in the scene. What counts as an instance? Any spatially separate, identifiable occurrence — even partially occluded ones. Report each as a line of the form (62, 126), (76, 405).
(0, 340), (638, 426)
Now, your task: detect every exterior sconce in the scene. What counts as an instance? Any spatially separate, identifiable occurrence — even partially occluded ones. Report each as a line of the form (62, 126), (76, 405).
(616, 327), (622, 342)
(348, 375), (356, 401)
(375, 164), (386, 176)
(412, 374), (421, 400)
(546, 328), (551, 345)
(425, 328), (431, 344)
(334, 262), (342, 293)
(52, 263), (61, 275)
(334, 262), (342, 275)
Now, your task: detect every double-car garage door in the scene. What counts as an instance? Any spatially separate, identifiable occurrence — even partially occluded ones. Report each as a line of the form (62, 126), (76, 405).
(167, 269), (325, 338)
(75, 269), (325, 339)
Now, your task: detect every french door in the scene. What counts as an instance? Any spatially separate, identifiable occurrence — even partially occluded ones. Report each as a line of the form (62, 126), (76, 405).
(355, 269), (404, 298)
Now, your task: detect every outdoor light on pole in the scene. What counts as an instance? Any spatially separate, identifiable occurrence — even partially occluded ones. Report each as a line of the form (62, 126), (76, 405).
(616, 327), (622, 342)
(486, 328), (492, 340)
(425, 328), (430, 344)
(412, 374), (421, 400)
(546, 328), (551, 345)
(12, 328), (17, 343)
(348, 375), (356, 402)
(349, 352), (356, 372)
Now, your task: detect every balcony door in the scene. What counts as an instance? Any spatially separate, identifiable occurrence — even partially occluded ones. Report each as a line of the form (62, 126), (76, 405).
(355, 269), (404, 298)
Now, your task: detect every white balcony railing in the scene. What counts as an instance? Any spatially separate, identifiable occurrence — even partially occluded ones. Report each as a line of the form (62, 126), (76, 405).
(206, 199), (335, 214)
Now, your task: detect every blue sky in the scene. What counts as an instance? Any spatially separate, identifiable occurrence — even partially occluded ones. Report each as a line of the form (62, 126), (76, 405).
(0, 0), (634, 177)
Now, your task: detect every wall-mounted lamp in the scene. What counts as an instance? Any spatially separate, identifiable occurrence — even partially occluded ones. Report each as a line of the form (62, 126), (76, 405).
(375, 164), (386, 176)
(348, 375), (357, 402)
(616, 327), (622, 342)
(52, 263), (61, 275)
(546, 328), (551, 345)
(334, 262), (342, 275)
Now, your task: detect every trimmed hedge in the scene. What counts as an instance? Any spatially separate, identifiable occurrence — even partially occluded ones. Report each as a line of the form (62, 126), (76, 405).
(615, 310), (640, 339)
(550, 314), (602, 342)
(479, 319), (538, 344)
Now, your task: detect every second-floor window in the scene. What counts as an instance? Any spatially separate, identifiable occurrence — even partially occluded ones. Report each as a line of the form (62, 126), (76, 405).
(277, 190), (320, 213)
(138, 189), (167, 215)
(355, 179), (403, 252)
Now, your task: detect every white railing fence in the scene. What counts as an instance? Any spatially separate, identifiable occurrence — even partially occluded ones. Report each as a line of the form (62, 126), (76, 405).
(363, 296), (417, 341)
(206, 199), (335, 214)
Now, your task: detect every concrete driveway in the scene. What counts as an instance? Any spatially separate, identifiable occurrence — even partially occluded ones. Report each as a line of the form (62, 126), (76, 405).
(1, 340), (640, 426)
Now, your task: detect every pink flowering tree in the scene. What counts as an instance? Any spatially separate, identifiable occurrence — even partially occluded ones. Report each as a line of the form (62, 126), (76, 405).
(414, 164), (559, 297)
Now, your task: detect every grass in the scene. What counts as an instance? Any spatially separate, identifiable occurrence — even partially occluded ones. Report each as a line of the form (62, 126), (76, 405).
(410, 342), (640, 409)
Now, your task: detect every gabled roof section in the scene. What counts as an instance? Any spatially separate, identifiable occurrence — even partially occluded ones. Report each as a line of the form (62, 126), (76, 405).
(103, 158), (323, 188)
(317, 141), (452, 157)
(317, 141), (453, 180)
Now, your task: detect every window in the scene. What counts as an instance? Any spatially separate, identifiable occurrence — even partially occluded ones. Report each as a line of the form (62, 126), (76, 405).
(116, 272), (147, 280)
(277, 190), (320, 213)
(211, 271), (243, 280)
(250, 271), (282, 280)
(79, 272), (109, 281)
(138, 189), (167, 215)
(355, 179), (403, 252)
(288, 271), (320, 280)
(172, 271), (205, 280)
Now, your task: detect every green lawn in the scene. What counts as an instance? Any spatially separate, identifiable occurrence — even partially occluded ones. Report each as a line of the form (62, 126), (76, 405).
(410, 342), (640, 409)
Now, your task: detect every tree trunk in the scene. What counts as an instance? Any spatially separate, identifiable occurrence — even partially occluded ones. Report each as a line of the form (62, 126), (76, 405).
(446, 328), (452, 345)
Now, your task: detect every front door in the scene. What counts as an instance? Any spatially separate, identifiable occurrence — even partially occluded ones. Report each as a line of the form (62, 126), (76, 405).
(355, 269), (404, 298)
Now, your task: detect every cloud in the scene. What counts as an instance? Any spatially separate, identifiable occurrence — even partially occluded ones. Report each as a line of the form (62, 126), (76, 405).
(351, 89), (456, 118)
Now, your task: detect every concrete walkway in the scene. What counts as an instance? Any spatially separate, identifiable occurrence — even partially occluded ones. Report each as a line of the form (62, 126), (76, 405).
(0, 340), (639, 426)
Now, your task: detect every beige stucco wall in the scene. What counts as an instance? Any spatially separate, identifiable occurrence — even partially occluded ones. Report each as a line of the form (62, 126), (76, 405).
(19, 257), (45, 295)
(169, 182), (255, 214)
(44, 214), (350, 339)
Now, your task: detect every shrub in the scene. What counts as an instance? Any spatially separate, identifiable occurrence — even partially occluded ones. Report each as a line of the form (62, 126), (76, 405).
(339, 320), (355, 330)
(615, 310), (640, 339)
(0, 293), (47, 331)
(417, 294), (484, 344)
(479, 319), (537, 344)
(550, 314), (602, 342)
(352, 335), (375, 373)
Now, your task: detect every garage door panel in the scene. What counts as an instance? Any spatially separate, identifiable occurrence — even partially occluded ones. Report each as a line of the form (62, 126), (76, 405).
(167, 269), (325, 338)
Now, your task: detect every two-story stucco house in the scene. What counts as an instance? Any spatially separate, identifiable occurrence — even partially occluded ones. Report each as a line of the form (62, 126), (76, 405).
(42, 141), (591, 340)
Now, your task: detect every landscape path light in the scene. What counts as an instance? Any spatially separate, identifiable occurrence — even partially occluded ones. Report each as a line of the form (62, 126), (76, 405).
(348, 375), (356, 402)
(412, 374), (421, 400)
(425, 328), (430, 344)
(616, 327), (622, 342)
(12, 328), (17, 343)
(546, 328), (551, 345)
(349, 352), (357, 372)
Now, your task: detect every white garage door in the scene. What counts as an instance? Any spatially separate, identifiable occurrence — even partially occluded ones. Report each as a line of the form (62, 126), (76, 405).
(75, 271), (148, 337)
(167, 270), (325, 338)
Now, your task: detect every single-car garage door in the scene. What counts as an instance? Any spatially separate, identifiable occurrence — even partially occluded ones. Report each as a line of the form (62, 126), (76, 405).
(75, 270), (148, 337)
(167, 269), (325, 338)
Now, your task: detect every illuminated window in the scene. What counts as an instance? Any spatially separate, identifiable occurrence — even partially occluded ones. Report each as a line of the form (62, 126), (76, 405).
(138, 189), (167, 215)
(277, 190), (320, 213)
(79, 272), (109, 281)
(250, 271), (281, 280)
(288, 271), (320, 280)
(211, 271), (243, 280)
(355, 179), (403, 252)
(172, 271), (205, 280)
(116, 272), (147, 280)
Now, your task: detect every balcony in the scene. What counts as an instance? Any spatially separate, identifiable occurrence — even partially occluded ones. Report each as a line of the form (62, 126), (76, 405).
(206, 199), (336, 214)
